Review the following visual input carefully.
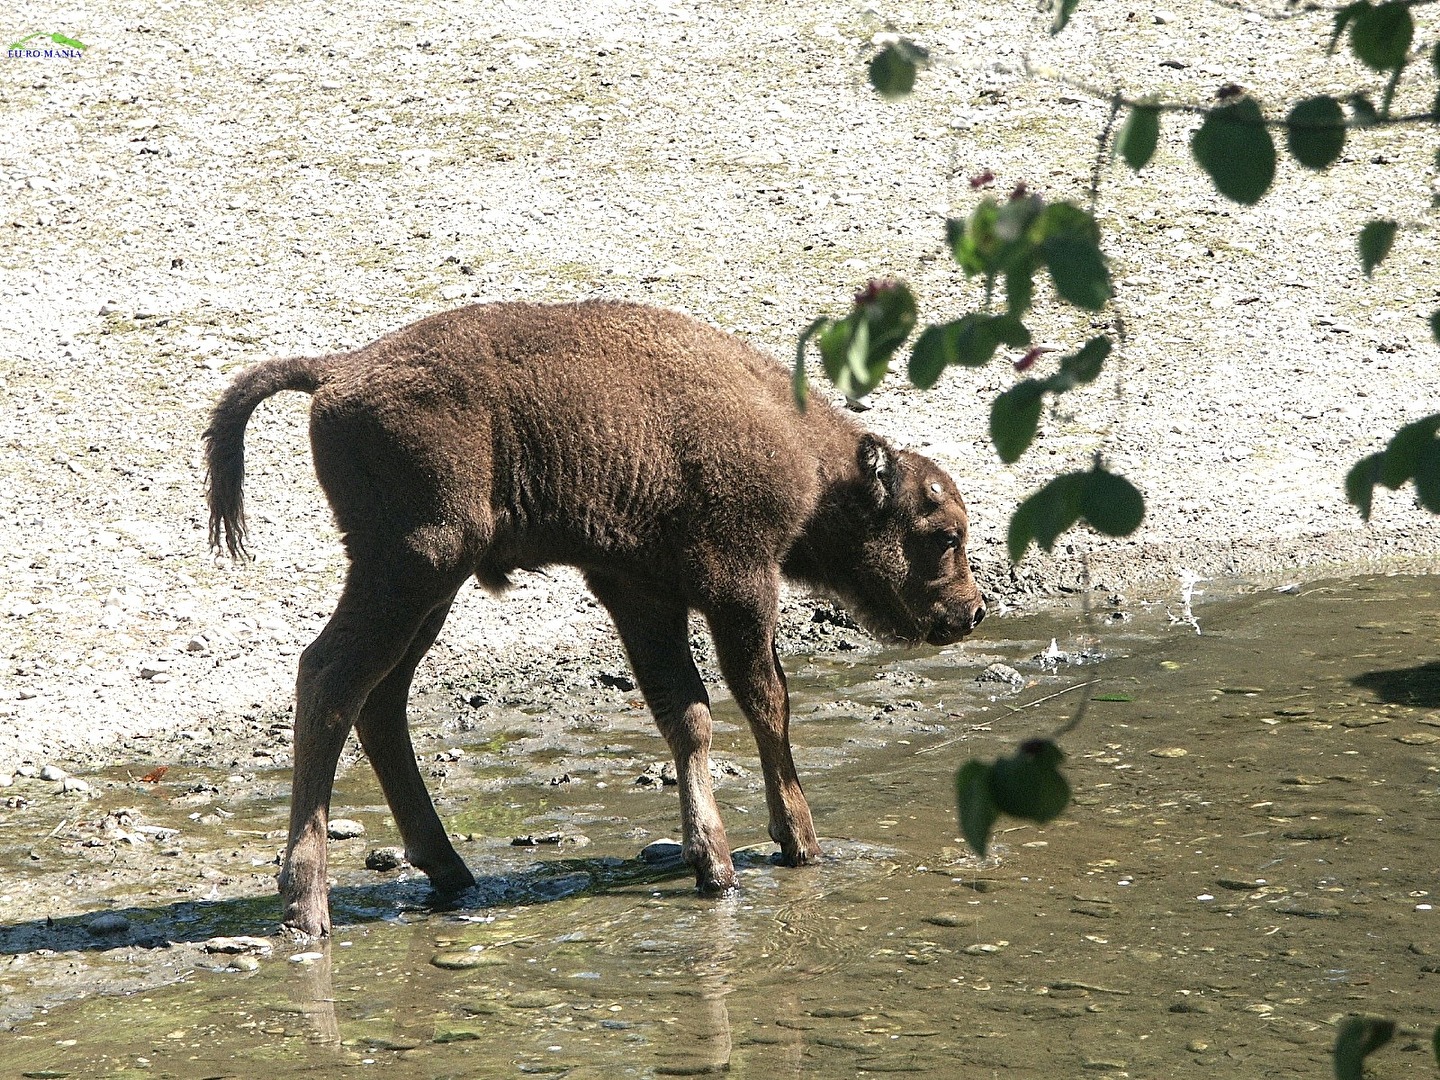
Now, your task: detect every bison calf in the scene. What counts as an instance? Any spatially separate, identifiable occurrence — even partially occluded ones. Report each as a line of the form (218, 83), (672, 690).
(204, 301), (986, 938)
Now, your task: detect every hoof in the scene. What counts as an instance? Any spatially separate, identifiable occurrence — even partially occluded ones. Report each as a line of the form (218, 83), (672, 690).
(424, 863), (477, 896)
(280, 906), (330, 941)
(696, 875), (738, 899)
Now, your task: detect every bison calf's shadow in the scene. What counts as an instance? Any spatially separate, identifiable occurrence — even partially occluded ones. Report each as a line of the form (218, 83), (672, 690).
(204, 300), (986, 939)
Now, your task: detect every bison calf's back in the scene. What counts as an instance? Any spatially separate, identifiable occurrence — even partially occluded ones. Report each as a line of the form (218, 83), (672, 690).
(203, 300), (986, 938)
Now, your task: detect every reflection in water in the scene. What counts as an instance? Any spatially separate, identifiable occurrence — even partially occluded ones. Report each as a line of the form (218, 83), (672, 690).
(291, 943), (340, 1049)
(2, 575), (1438, 1078)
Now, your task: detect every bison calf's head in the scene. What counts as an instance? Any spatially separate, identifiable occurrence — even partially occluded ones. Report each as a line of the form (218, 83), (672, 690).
(828, 434), (987, 648)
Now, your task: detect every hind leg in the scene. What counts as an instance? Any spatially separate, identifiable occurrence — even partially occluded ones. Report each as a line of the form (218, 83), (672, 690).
(587, 573), (735, 893)
(353, 596), (474, 894)
(281, 566), (464, 938)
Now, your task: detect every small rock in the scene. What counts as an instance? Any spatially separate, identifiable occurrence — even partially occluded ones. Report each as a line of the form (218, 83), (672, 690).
(288, 951), (325, 964)
(327, 818), (365, 840)
(205, 936), (273, 955)
(977, 663), (1023, 687)
(1148, 747), (1188, 758)
(365, 846), (405, 871)
(511, 833), (563, 846)
(61, 777), (92, 795)
(923, 912), (977, 928)
(1186, 1039), (1209, 1052)
(15, 765), (38, 779)
(964, 942), (1005, 955)
(0, 773), (12, 788)
(431, 950), (505, 970)
(39, 764), (69, 782)
(88, 913), (130, 935)
(139, 662), (170, 680)
(229, 954), (261, 972)
(640, 838), (684, 865)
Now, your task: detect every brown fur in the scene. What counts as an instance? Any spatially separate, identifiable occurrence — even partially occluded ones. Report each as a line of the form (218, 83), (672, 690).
(204, 300), (985, 938)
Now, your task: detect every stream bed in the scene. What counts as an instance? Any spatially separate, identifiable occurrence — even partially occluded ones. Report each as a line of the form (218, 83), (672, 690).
(1, 575), (1437, 1077)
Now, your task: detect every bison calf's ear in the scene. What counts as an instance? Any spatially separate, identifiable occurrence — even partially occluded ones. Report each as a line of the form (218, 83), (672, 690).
(858, 433), (900, 507)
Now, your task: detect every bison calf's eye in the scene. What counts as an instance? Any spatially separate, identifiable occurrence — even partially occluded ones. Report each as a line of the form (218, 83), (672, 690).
(941, 532), (960, 550)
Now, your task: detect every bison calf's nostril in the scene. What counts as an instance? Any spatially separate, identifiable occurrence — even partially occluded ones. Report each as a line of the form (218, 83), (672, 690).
(973, 606), (987, 627)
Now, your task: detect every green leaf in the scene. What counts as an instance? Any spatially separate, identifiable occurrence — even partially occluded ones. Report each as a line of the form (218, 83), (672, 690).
(1081, 467), (1146, 536)
(1329, 1), (1368, 53)
(991, 381), (1046, 464)
(1346, 452), (1383, 520)
(988, 740), (1071, 823)
(792, 316), (827, 412)
(1042, 236), (1112, 310)
(989, 313), (1032, 348)
(869, 42), (923, 99)
(1333, 1015), (1395, 1080)
(1053, 335), (1112, 390)
(818, 282), (918, 401)
(1005, 260), (1036, 317)
(1092, 692), (1132, 702)
(949, 199), (1001, 277)
(956, 760), (1000, 856)
(909, 325), (952, 390)
(1358, 219), (1398, 276)
(50, 33), (87, 48)
(1008, 473), (1085, 561)
(1034, 201), (1101, 245)
(1286, 96), (1347, 169)
(1116, 104), (1160, 171)
(1191, 97), (1276, 205)
(1051, 0), (1081, 34)
(951, 314), (1002, 366)
(1350, 1), (1413, 72)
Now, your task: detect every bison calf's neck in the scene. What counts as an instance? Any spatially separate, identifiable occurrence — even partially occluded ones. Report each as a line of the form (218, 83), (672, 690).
(204, 301), (986, 938)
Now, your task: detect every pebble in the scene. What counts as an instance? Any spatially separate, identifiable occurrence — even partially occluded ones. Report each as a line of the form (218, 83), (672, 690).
(327, 818), (365, 840)
(61, 777), (92, 794)
(976, 663), (1023, 687)
(1147, 747), (1188, 758)
(288, 951), (325, 964)
(88, 913), (130, 934)
(431, 950), (506, 970)
(204, 936), (273, 955)
(922, 912), (977, 928)
(365, 846), (405, 871)
(1396, 732), (1440, 745)
(639, 838), (684, 865)
(964, 942), (1005, 955)
(39, 764), (69, 781)
(511, 833), (563, 846)
(228, 954), (261, 972)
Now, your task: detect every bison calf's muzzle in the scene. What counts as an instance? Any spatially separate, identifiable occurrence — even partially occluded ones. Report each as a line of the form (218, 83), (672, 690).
(203, 301), (986, 939)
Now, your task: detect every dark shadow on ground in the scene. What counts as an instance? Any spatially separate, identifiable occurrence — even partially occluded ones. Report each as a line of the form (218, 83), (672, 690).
(1351, 661), (1440, 708)
(0, 852), (705, 958)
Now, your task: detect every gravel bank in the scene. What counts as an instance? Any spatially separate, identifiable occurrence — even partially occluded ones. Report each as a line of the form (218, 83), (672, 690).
(2, 0), (1437, 775)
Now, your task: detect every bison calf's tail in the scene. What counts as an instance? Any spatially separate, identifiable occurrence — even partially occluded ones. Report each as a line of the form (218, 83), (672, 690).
(203, 355), (328, 560)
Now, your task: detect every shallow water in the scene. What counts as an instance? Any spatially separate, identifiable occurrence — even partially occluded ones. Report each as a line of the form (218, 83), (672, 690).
(2, 576), (1438, 1077)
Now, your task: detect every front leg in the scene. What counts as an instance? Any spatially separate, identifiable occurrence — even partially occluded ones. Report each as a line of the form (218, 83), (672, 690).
(586, 573), (736, 894)
(705, 588), (821, 867)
